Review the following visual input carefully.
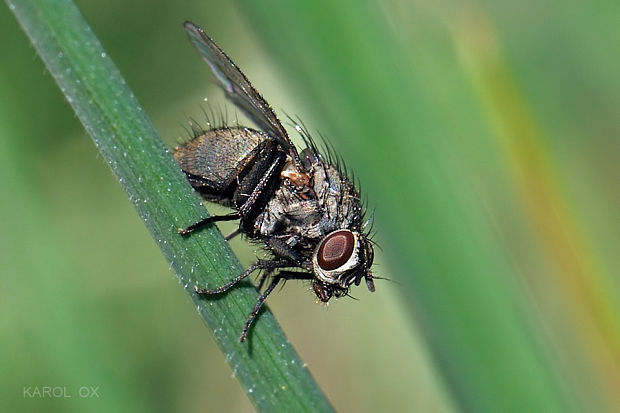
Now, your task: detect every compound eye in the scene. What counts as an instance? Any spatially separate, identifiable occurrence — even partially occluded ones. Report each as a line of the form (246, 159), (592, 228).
(317, 230), (355, 271)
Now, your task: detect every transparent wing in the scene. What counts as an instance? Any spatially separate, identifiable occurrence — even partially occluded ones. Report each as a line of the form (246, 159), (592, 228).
(183, 21), (298, 160)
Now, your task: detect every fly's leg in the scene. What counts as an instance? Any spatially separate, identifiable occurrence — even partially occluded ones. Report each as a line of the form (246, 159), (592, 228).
(234, 140), (286, 225)
(194, 259), (289, 294)
(224, 228), (242, 241)
(178, 213), (239, 236)
(239, 276), (280, 342)
(237, 152), (284, 217)
(240, 271), (313, 342)
(256, 270), (270, 291)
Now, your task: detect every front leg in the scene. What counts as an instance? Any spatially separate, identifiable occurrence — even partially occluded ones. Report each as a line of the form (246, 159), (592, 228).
(194, 258), (290, 294)
(240, 271), (314, 342)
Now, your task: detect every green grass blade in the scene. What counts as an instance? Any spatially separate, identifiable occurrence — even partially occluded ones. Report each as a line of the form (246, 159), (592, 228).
(7, 0), (333, 411)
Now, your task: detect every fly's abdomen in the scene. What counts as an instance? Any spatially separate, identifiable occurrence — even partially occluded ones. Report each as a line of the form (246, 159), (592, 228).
(173, 127), (268, 201)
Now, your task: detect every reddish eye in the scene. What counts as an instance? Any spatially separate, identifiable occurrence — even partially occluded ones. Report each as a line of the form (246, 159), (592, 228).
(317, 230), (355, 271)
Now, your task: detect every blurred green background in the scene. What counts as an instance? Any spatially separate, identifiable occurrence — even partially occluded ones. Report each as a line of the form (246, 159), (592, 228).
(1, 0), (618, 412)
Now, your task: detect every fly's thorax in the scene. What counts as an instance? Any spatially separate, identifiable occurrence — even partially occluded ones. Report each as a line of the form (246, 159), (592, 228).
(280, 155), (311, 188)
(253, 181), (322, 239)
(310, 159), (362, 233)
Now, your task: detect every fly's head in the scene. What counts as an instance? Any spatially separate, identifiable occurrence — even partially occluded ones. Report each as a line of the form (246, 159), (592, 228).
(311, 229), (375, 302)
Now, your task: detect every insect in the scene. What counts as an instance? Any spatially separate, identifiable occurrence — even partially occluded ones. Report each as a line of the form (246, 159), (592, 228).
(175, 21), (375, 342)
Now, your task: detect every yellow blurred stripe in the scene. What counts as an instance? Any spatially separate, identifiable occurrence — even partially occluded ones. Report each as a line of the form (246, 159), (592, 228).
(454, 10), (619, 407)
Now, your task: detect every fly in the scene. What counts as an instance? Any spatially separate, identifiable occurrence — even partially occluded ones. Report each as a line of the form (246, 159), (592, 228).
(175, 21), (375, 342)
